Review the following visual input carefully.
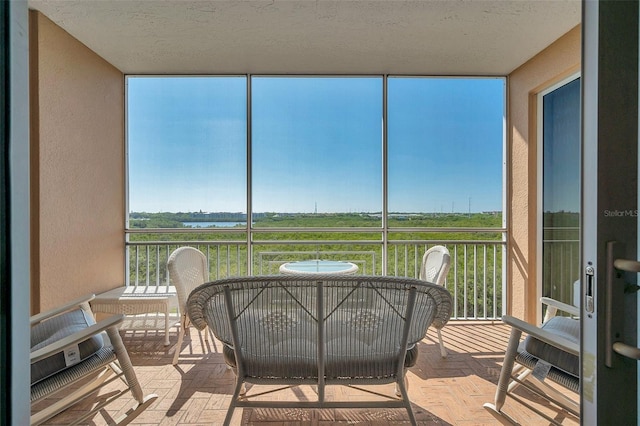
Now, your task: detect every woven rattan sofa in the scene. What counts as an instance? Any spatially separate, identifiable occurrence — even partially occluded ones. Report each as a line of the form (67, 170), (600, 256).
(187, 274), (452, 425)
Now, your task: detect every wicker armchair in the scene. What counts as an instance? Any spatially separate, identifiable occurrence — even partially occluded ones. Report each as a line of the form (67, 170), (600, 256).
(187, 274), (452, 425)
(419, 245), (452, 357)
(167, 246), (210, 365)
(30, 294), (156, 425)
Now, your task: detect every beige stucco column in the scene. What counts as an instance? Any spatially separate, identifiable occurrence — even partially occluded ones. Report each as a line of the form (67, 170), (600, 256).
(30, 11), (125, 313)
(507, 25), (581, 322)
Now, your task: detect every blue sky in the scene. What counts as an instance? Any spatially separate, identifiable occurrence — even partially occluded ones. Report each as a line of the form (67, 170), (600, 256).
(127, 76), (504, 214)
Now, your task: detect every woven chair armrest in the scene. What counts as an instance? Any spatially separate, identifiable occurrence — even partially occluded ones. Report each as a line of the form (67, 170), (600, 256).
(187, 292), (208, 331)
(30, 294), (96, 326)
(30, 314), (124, 364)
(540, 297), (580, 317)
(502, 315), (579, 356)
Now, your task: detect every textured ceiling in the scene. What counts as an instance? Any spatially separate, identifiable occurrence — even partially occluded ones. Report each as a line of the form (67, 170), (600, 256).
(27, 0), (581, 75)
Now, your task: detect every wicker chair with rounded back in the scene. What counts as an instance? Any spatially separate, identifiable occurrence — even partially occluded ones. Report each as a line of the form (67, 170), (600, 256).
(419, 245), (452, 357)
(167, 246), (209, 365)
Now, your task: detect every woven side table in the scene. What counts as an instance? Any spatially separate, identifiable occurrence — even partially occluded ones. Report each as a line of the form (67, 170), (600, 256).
(90, 285), (180, 345)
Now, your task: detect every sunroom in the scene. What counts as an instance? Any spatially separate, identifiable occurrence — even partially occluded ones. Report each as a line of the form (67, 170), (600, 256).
(7, 0), (619, 424)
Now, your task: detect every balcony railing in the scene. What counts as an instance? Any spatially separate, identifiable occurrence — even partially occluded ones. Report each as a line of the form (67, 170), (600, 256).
(126, 227), (506, 320)
(542, 226), (580, 307)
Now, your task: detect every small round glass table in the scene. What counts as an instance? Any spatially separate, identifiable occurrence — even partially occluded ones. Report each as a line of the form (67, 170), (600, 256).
(279, 259), (359, 275)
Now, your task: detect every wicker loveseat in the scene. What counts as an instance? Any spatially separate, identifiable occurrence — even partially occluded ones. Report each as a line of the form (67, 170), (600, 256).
(187, 274), (452, 425)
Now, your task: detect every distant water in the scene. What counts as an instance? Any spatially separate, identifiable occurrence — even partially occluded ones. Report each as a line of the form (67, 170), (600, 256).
(182, 221), (246, 228)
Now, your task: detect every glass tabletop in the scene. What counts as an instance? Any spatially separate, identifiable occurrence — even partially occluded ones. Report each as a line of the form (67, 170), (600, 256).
(279, 259), (359, 275)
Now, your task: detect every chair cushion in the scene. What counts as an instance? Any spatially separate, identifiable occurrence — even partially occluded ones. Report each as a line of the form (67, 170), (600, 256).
(523, 316), (579, 377)
(31, 309), (104, 385)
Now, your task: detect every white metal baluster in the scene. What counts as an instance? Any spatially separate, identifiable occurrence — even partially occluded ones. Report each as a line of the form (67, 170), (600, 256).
(493, 244), (498, 319)
(233, 243), (237, 276)
(473, 244), (478, 319)
(393, 245), (399, 276)
(165, 245), (171, 286)
(216, 245), (220, 279)
(453, 245), (458, 319)
(155, 245), (160, 287)
(463, 244), (468, 319)
(206, 245), (211, 280)
(404, 244), (409, 277)
(145, 245), (150, 287)
(135, 246), (140, 287)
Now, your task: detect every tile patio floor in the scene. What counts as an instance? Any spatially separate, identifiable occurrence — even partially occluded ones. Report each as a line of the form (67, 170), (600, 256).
(40, 320), (579, 425)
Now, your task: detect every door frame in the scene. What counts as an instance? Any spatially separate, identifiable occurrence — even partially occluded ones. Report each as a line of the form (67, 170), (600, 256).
(581, 1), (639, 423)
(1, 1), (31, 424)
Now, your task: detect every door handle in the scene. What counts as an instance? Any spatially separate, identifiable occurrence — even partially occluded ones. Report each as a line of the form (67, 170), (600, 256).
(609, 250), (640, 363)
(613, 341), (640, 359)
(614, 258), (640, 273)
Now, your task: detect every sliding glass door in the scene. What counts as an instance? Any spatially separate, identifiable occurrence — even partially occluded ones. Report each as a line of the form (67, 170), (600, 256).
(538, 75), (581, 315)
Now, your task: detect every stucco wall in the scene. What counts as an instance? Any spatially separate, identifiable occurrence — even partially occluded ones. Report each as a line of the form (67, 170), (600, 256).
(30, 12), (124, 312)
(507, 25), (581, 322)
